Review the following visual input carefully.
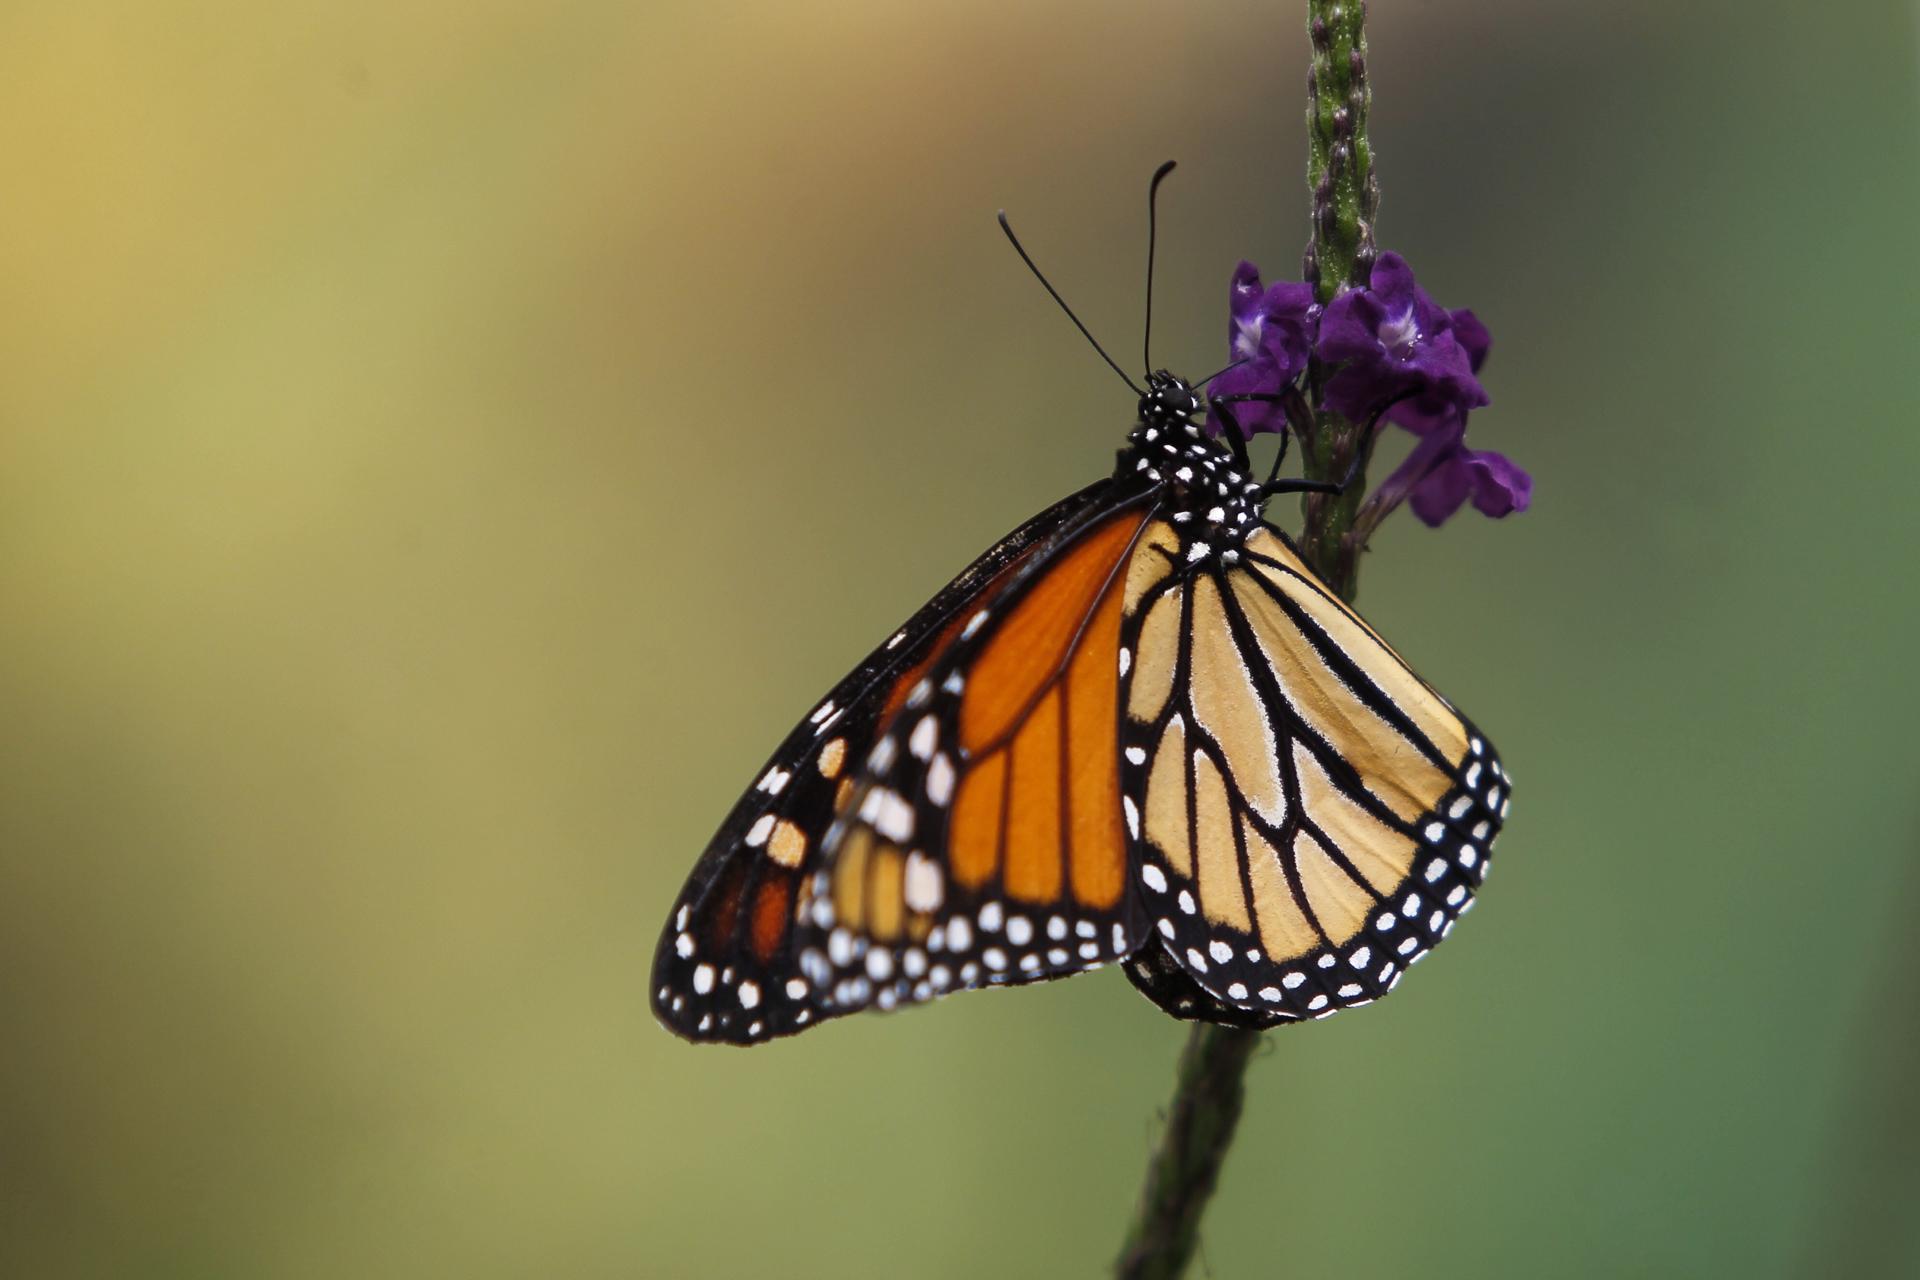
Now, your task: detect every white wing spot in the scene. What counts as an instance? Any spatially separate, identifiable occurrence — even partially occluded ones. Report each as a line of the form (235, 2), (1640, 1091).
(1209, 940), (1232, 963)
(675, 932), (695, 959)
(1122, 796), (1141, 839)
(978, 901), (1004, 932)
(739, 980), (761, 1009)
(962, 610), (990, 639)
(909, 715), (939, 761)
(904, 851), (944, 912)
(1006, 916), (1033, 946)
(874, 790), (915, 842)
(1141, 864), (1168, 893)
(745, 814), (775, 847)
(927, 752), (956, 806)
(1185, 947), (1209, 972)
(1226, 982), (1248, 1000)
(1177, 889), (1197, 915)
(693, 964), (715, 995)
(1125, 746), (1147, 766)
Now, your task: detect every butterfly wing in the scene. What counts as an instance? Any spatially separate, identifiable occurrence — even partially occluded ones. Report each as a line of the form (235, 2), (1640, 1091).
(651, 482), (1113, 1045)
(785, 484), (1162, 1023)
(1118, 521), (1508, 1025)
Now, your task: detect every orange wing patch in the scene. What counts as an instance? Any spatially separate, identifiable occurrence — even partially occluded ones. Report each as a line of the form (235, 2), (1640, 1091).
(809, 506), (1151, 1007)
(947, 511), (1144, 911)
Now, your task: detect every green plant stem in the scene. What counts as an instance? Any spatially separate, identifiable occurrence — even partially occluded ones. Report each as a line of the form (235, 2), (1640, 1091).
(1298, 0), (1379, 587)
(1114, 5), (1379, 1277)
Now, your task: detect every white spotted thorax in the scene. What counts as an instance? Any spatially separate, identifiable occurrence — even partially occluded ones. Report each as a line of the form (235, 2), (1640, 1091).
(1121, 370), (1264, 567)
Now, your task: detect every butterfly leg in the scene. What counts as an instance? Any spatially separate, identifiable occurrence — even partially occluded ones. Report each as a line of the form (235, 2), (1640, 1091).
(1258, 388), (1417, 498)
(1210, 392), (1295, 480)
(1209, 401), (1253, 472)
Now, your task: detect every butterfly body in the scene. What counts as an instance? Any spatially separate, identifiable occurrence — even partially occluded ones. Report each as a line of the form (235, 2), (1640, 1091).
(652, 368), (1507, 1045)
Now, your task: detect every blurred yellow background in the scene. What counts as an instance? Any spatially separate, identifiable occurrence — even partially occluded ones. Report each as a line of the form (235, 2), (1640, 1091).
(4, 1), (1918, 1275)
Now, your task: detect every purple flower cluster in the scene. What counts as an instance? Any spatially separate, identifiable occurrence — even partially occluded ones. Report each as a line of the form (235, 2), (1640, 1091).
(1208, 251), (1530, 527)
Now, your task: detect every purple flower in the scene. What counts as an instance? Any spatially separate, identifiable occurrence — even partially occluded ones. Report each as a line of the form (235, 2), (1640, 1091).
(1369, 420), (1533, 528)
(1206, 262), (1318, 438)
(1317, 252), (1489, 434)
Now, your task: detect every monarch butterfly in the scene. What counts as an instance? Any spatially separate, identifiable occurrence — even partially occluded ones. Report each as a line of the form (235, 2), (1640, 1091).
(653, 166), (1507, 1045)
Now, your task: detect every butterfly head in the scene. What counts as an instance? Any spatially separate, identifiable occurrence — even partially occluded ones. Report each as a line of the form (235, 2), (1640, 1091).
(1139, 370), (1202, 430)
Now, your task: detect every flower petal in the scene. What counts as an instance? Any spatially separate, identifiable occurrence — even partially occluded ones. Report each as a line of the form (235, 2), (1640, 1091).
(1409, 452), (1473, 526)
(1465, 450), (1532, 517)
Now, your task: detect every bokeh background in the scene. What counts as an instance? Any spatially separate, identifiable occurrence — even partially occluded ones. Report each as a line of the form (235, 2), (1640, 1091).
(4, 1), (1918, 1275)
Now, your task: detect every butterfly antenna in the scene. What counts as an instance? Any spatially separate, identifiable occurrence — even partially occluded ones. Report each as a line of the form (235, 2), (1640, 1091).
(1194, 355), (1250, 389)
(998, 211), (1143, 395)
(1143, 160), (1176, 375)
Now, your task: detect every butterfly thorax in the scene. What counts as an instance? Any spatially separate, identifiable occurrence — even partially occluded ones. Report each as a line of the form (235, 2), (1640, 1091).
(1118, 370), (1265, 563)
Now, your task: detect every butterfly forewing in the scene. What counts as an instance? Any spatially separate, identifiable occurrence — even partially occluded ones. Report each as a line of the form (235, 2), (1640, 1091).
(788, 486), (1161, 1022)
(651, 482), (1112, 1044)
(1118, 522), (1508, 1025)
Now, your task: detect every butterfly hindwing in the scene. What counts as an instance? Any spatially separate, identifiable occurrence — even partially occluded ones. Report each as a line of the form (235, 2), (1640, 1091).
(787, 485), (1162, 1020)
(1118, 521), (1509, 1025)
(650, 482), (1112, 1044)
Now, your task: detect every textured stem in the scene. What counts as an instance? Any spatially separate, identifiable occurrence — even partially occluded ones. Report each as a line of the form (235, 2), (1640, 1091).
(1298, 0), (1379, 591)
(1114, 7), (1379, 1277)
(1114, 1025), (1262, 1280)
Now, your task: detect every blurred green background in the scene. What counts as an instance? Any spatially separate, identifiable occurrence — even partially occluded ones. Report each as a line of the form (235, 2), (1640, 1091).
(4, 1), (1918, 1275)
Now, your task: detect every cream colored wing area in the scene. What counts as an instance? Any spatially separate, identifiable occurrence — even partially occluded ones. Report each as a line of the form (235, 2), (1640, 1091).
(1187, 577), (1288, 825)
(1228, 569), (1451, 822)
(1143, 714), (1192, 878)
(1241, 816), (1317, 962)
(1242, 529), (1469, 764)
(1117, 528), (1508, 1025)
